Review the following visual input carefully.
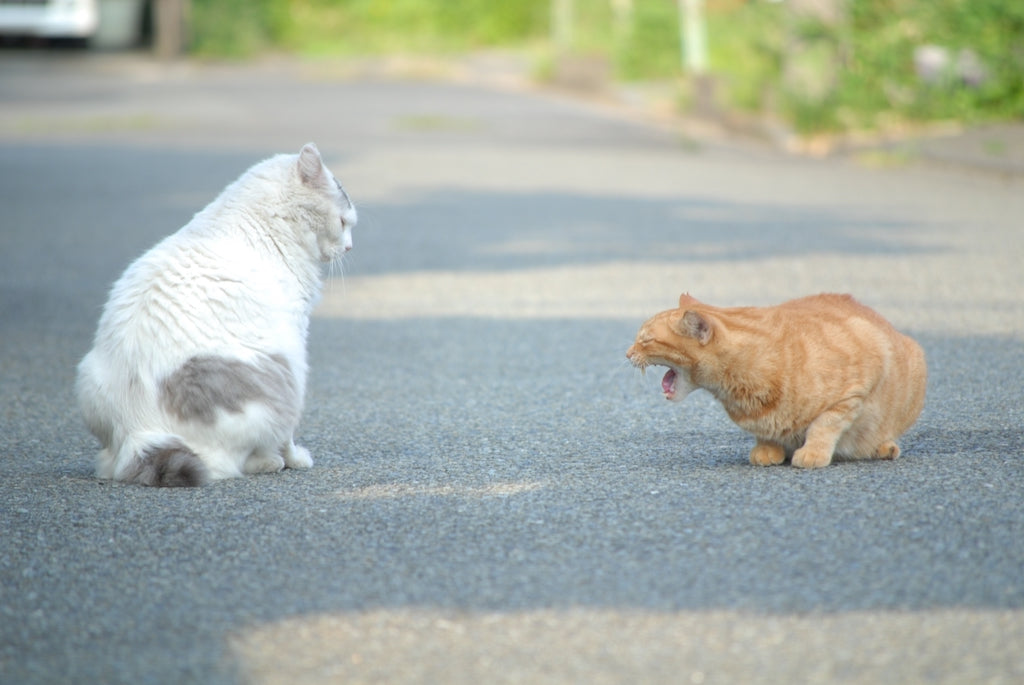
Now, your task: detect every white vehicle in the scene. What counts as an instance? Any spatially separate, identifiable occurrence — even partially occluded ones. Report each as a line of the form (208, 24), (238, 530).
(0, 0), (99, 40)
(0, 0), (149, 48)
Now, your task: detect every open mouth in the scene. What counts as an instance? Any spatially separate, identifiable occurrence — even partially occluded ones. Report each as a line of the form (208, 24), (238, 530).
(661, 368), (677, 400)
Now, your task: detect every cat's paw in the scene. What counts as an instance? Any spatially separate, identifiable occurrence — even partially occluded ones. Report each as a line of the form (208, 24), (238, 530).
(791, 447), (833, 469)
(283, 443), (313, 470)
(873, 441), (901, 460)
(245, 450), (286, 474)
(749, 443), (785, 466)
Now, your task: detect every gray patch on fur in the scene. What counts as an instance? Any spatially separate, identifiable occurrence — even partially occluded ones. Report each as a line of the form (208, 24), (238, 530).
(160, 354), (299, 426)
(124, 440), (208, 487)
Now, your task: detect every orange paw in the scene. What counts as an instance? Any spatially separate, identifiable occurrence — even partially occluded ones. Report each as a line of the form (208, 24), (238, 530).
(874, 441), (901, 460)
(749, 443), (785, 466)
(792, 447), (832, 469)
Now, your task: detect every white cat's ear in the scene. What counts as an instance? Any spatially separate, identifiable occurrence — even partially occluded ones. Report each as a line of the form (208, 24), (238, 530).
(298, 143), (324, 186)
(679, 310), (712, 345)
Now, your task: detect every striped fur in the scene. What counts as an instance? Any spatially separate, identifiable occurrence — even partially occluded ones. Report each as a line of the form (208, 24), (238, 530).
(627, 293), (927, 468)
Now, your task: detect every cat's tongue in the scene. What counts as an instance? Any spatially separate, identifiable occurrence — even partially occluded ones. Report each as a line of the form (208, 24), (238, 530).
(662, 369), (677, 399)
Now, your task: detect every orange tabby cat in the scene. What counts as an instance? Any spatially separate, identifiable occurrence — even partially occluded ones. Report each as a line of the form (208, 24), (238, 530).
(626, 293), (926, 468)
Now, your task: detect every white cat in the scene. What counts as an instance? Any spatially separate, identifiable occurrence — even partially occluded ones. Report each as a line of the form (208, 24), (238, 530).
(76, 143), (356, 486)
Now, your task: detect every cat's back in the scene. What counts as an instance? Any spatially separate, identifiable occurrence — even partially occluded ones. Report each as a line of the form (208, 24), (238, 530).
(111, 153), (295, 292)
(777, 292), (880, 325)
(108, 155), (308, 313)
(105, 224), (261, 319)
(776, 292), (926, 418)
(97, 206), (300, 371)
(725, 293), (926, 457)
(773, 293), (912, 351)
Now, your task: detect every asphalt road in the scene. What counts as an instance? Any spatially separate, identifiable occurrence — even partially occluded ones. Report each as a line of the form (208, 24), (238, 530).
(1, 52), (1023, 684)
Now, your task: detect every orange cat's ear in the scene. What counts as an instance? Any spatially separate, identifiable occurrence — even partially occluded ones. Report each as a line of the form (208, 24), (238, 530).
(678, 310), (712, 345)
(678, 293), (698, 308)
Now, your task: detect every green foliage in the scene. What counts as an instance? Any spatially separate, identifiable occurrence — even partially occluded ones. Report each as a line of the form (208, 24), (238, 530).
(190, 0), (290, 57)
(700, 0), (1024, 132)
(190, 0), (548, 57)
(705, 2), (786, 111)
(615, 0), (683, 80)
(278, 0), (549, 55)
(786, 0), (1024, 131)
(187, 0), (1024, 131)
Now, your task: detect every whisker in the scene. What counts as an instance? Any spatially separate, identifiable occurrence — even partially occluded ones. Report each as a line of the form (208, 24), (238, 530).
(336, 263), (352, 291)
(603, 355), (635, 383)
(324, 252), (349, 298)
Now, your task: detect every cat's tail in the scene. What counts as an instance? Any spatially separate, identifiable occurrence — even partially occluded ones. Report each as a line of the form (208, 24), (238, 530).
(117, 434), (209, 487)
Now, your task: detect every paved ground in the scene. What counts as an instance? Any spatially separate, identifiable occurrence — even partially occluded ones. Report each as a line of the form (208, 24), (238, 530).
(1, 52), (1023, 684)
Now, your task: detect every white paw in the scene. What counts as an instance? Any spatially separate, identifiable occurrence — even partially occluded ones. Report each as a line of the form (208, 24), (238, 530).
(244, 451), (285, 474)
(284, 444), (313, 470)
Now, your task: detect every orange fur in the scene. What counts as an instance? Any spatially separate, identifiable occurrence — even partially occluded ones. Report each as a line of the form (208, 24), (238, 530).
(626, 293), (927, 468)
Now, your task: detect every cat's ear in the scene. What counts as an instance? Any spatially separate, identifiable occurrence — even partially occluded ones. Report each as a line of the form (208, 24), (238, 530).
(679, 292), (698, 308)
(297, 143), (324, 186)
(679, 310), (712, 345)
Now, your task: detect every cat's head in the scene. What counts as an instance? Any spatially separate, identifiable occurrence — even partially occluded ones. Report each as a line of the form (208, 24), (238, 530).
(295, 142), (357, 263)
(626, 293), (712, 402)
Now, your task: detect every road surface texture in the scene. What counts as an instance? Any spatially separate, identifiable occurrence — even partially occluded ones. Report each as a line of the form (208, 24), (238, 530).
(1, 53), (1023, 684)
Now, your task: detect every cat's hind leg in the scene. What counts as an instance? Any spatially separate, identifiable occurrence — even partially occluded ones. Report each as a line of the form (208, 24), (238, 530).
(749, 441), (785, 466)
(282, 440), (313, 470)
(873, 440), (901, 460)
(792, 397), (864, 469)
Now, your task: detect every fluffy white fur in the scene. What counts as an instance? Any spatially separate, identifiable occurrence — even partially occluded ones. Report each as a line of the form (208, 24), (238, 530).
(77, 143), (356, 486)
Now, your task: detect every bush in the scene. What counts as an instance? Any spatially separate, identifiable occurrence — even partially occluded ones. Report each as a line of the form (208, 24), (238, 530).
(277, 0), (549, 55)
(187, 0), (1024, 132)
(190, 0), (290, 57)
(784, 0), (1024, 131)
(189, 0), (549, 57)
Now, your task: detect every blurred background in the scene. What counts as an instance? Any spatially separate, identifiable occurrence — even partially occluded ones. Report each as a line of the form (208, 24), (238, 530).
(2, 0), (1022, 144)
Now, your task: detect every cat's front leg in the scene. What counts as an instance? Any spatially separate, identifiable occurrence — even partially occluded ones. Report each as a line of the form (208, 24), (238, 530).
(749, 441), (785, 466)
(791, 445), (832, 469)
(245, 448), (286, 474)
(792, 397), (863, 469)
(282, 440), (313, 470)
